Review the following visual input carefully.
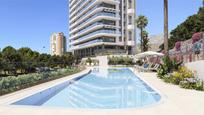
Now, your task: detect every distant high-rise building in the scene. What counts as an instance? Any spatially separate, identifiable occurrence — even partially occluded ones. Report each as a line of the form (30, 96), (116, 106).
(50, 32), (67, 56)
(68, 0), (136, 58)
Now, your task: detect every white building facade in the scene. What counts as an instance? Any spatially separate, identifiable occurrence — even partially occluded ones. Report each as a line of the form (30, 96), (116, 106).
(69, 0), (136, 58)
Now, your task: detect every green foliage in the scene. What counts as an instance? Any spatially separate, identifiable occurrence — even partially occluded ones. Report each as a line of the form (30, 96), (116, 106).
(141, 30), (150, 52)
(123, 56), (133, 65)
(170, 67), (194, 85)
(136, 15), (148, 52)
(135, 60), (143, 66)
(136, 15), (148, 29)
(0, 53), (3, 73)
(1, 46), (23, 75)
(160, 7), (204, 50)
(157, 56), (182, 78)
(0, 67), (81, 95)
(0, 46), (76, 76)
(180, 79), (204, 90)
(157, 58), (204, 91)
(86, 58), (92, 64)
(108, 56), (134, 65)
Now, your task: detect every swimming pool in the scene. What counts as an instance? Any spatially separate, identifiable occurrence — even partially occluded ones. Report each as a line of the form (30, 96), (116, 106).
(12, 68), (161, 109)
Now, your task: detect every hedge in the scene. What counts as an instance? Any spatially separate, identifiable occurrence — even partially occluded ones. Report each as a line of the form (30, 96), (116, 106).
(0, 67), (83, 95)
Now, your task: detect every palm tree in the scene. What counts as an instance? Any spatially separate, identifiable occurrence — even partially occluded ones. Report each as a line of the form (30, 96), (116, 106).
(203, 0), (204, 7)
(136, 15), (148, 52)
(164, 0), (169, 55)
(141, 30), (150, 52)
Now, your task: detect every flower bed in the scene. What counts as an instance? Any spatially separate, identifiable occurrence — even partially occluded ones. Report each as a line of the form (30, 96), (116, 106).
(157, 56), (204, 91)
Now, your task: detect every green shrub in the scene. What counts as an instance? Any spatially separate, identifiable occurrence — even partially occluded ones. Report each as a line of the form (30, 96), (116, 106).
(108, 56), (134, 65)
(163, 74), (172, 83)
(157, 56), (204, 91)
(86, 58), (92, 64)
(179, 78), (204, 90)
(135, 60), (143, 66)
(0, 67), (82, 95)
(157, 56), (182, 79)
(171, 67), (194, 85)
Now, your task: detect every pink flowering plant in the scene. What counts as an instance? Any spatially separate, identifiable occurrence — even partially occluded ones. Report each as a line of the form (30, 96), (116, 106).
(175, 41), (181, 51)
(192, 32), (204, 43)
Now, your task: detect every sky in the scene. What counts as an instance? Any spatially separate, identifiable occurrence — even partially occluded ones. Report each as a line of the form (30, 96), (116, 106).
(0, 0), (203, 53)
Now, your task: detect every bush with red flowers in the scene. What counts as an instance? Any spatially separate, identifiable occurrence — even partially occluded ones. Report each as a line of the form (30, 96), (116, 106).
(175, 41), (181, 51)
(192, 32), (204, 43)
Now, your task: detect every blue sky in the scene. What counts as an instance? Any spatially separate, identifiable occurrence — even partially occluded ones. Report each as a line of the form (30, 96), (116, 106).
(0, 0), (203, 53)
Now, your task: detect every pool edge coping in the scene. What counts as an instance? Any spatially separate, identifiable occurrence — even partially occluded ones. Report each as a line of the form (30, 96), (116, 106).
(0, 68), (91, 105)
(0, 67), (166, 111)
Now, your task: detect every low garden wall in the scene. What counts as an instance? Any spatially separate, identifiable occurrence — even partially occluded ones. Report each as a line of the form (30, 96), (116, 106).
(185, 60), (204, 81)
(169, 32), (204, 63)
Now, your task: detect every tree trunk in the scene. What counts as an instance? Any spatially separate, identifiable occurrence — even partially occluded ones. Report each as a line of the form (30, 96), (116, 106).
(164, 0), (169, 55)
(141, 28), (143, 52)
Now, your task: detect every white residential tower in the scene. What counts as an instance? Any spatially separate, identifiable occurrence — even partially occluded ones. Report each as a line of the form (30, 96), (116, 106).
(69, 0), (136, 58)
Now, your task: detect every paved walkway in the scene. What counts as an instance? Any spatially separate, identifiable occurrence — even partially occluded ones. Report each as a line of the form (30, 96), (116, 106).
(96, 56), (108, 67)
(0, 68), (204, 115)
(133, 70), (204, 115)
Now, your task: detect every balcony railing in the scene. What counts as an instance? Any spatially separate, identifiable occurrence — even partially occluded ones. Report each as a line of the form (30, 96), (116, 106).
(78, 29), (120, 41)
(70, 3), (99, 24)
(70, 38), (116, 50)
(79, 39), (103, 47)
(70, 0), (94, 19)
(70, 0), (119, 23)
(70, 22), (104, 38)
(70, 12), (117, 30)
(70, 2), (117, 24)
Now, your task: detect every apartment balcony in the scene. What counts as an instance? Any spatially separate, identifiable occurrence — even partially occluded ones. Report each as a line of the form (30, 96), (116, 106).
(70, 1), (98, 23)
(70, 39), (123, 51)
(70, 5), (118, 25)
(69, 0), (84, 13)
(70, 10), (118, 29)
(70, 0), (93, 18)
(70, 0), (119, 21)
(127, 41), (135, 46)
(127, 9), (135, 14)
(127, 25), (134, 30)
(70, 29), (121, 45)
(70, 22), (119, 39)
(69, 0), (78, 8)
(70, 13), (120, 34)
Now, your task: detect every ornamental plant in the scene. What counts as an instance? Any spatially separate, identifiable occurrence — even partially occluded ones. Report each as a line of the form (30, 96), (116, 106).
(108, 56), (134, 65)
(86, 58), (92, 64)
(175, 41), (181, 51)
(171, 67), (194, 85)
(192, 32), (204, 43)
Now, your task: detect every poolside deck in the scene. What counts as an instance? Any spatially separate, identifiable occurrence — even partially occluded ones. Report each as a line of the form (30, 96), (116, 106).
(0, 68), (204, 115)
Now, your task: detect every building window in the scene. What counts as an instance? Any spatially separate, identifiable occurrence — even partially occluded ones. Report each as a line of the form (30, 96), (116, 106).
(128, 31), (132, 40)
(128, 0), (132, 9)
(128, 16), (132, 25)
(119, 37), (122, 42)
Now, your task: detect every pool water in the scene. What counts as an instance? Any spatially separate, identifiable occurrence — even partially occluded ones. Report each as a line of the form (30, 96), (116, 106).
(13, 68), (161, 109)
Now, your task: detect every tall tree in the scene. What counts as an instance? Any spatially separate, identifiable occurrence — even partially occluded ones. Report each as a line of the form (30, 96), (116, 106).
(203, 0), (204, 7)
(18, 47), (39, 73)
(160, 6), (204, 50)
(141, 30), (150, 52)
(136, 15), (148, 52)
(2, 46), (23, 75)
(0, 52), (3, 74)
(164, 0), (169, 55)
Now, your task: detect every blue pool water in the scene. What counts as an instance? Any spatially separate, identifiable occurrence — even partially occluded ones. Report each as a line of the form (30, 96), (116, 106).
(13, 68), (161, 109)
